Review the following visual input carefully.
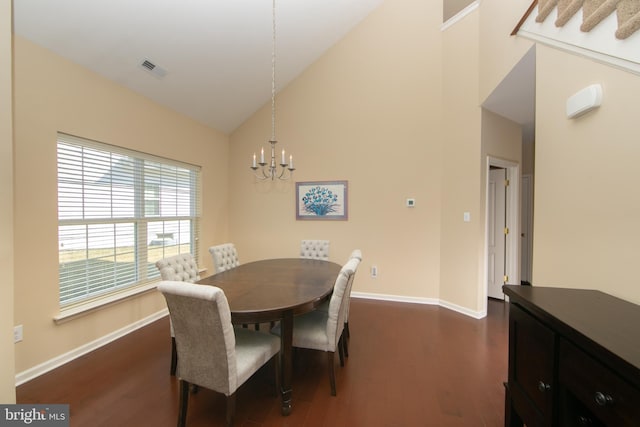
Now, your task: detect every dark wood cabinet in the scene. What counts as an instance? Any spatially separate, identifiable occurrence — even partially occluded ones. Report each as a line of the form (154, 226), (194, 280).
(503, 285), (640, 427)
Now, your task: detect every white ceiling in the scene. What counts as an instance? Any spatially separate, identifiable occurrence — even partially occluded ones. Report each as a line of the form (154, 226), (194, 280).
(13, 0), (534, 136)
(14, 0), (385, 134)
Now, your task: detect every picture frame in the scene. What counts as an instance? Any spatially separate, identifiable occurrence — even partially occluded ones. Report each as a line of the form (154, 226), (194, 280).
(296, 180), (348, 221)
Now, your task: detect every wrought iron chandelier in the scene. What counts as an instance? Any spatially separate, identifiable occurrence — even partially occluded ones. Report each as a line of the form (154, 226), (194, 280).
(250, 0), (295, 181)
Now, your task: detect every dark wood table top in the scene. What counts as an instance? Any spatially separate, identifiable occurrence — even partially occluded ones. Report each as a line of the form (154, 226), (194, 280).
(197, 258), (342, 324)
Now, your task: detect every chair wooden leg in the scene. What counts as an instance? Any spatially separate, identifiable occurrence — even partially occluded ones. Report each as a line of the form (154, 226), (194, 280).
(342, 330), (349, 358)
(225, 392), (237, 427)
(170, 337), (178, 375)
(327, 351), (337, 396)
(178, 379), (190, 427)
(273, 354), (281, 397)
(345, 321), (350, 339)
(338, 336), (345, 367)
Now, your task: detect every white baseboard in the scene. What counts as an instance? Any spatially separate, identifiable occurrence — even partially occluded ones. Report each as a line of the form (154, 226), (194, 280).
(439, 299), (486, 319)
(352, 291), (439, 306)
(352, 291), (485, 319)
(15, 309), (169, 386)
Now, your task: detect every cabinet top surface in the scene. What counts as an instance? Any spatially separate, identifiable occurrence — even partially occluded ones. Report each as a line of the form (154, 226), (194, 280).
(503, 285), (640, 382)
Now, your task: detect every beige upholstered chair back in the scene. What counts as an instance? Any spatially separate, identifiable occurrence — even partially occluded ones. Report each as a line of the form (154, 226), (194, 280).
(209, 243), (240, 273)
(325, 265), (353, 352)
(349, 249), (363, 262)
(300, 239), (330, 260)
(158, 281), (239, 395)
(342, 257), (360, 321)
(155, 253), (200, 283)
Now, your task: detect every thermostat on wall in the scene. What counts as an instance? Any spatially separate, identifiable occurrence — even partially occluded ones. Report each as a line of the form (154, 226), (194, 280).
(406, 198), (416, 207)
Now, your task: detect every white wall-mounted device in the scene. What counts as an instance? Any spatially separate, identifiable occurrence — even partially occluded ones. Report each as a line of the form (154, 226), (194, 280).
(406, 198), (415, 207)
(566, 84), (602, 119)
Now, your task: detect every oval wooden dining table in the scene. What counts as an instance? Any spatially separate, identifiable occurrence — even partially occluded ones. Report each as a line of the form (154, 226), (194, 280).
(196, 258), (341, 415)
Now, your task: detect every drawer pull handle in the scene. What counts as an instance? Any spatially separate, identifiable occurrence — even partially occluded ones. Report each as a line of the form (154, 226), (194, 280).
(577, 415), (593, 426)
(594, 391), (614, 407)
(537, 381), (551, 392)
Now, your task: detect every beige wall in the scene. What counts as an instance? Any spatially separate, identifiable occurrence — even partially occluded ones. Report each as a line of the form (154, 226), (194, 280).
(13, 37), (229, 372)
(522, 138), (535, 176)
(533, 45), (640, 305)
(482, 110), (523, 164)
(1, 0), (16, 403)
(479, 0), (534, 105)
(229, 0), (445, 301)
(440, 11), (483, 312)
(439, 0), (528, 313)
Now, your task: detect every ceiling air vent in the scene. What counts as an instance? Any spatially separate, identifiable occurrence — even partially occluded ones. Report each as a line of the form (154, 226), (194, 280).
(139, 58), (167, 78)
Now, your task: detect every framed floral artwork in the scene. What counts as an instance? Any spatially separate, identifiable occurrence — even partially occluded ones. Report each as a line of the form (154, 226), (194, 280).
(296, 180), (348, 220)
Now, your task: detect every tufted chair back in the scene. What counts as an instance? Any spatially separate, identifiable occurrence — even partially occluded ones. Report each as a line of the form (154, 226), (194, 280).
(159, 281), (237, 394)
(155, 253), (200, 283)
(208, 243), (240, 274)
(349, 249), (362, 262)
(325, 265), (354, 352)
(342, 256), (361, 325)
(158, 280), (280, 426)
(300, 239), (330, 260)
(155, 253), (200, 376)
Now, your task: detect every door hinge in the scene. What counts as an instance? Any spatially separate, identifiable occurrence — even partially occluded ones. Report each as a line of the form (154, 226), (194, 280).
(504, 227), (509, 235)
(503, 275), (509, 283)
(504, 179), (510, 187)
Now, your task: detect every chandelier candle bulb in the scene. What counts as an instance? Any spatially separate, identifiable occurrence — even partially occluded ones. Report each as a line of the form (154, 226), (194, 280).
(252, 154), (257, 168)
(281, 149), (285, 164)
(289, 155), (293, 168)
(260, 147), (265, 164)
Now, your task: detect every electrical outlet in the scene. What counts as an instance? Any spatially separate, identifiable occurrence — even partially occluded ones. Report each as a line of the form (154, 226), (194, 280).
(14, 325), (23, 343)
(371, 265), (378, 278)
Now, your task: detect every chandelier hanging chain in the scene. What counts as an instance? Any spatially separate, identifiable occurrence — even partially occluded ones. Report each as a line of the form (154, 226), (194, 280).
(271, 0), (276, 142)
(250, 0), (295, 181)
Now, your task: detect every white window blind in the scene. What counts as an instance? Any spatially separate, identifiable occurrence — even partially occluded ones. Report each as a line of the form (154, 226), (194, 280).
(57, 133), (201, 306)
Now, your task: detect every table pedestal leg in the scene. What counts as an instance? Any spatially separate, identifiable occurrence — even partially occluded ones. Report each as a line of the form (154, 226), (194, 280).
(280, 311), (293, 415)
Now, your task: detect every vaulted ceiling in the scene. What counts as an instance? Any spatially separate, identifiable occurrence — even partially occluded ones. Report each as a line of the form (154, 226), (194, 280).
(14, 0), (534, 136)
(14, 0), (385, 134)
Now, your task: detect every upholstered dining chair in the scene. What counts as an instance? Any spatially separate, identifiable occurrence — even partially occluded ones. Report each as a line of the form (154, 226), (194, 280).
(342, 252), (361, 343)
(209, 243), (240, 273)
(158, 281), (280, 427)
(300, 239), (330, 260)
(155, 253), (201, 375)
(271, 262), (354, 396)
(317, 251), (362, 347)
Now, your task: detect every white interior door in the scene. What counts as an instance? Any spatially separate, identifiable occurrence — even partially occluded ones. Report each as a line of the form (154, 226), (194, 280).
(488, 168), (506, 299)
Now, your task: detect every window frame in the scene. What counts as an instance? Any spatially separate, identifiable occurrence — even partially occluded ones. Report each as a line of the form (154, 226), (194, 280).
(56, 133), (201, 310)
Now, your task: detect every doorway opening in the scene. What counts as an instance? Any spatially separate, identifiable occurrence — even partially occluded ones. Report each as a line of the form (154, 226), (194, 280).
(484, 157), (520, 306)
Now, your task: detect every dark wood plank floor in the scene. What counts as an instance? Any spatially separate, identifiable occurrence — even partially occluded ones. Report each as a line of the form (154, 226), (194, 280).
(17, 298), (509, 427)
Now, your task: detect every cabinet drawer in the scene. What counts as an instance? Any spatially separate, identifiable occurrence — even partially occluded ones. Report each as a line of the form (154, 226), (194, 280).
(559, 338), (640, 426)
(509, 304), (556, 424)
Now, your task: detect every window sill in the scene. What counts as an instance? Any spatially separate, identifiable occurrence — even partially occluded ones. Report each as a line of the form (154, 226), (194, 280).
(53, 282), (160, 324)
